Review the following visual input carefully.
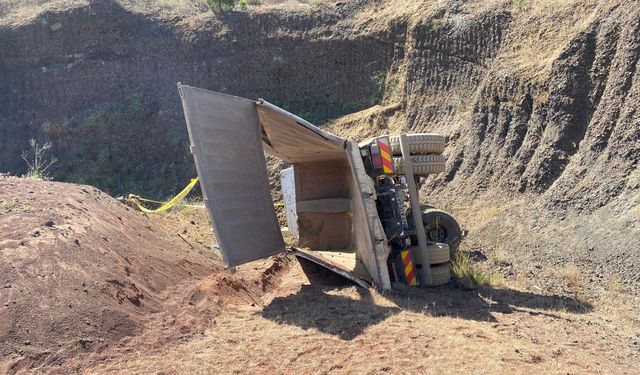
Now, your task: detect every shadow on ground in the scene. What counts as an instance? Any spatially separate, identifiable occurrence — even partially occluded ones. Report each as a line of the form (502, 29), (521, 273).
(260, 260), (593, 340)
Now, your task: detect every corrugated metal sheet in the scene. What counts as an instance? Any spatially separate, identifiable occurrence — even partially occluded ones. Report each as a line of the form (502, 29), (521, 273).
(178, 84), (284, 266)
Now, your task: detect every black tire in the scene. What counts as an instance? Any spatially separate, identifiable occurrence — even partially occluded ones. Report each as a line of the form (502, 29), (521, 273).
(407, 243), (450, 265)
(422, 208), (461, 256)
(419, 203), (435, 211)
(426, 263), (451, 286)
(389, 134), (446, 156)
(392, 154), (446, 176)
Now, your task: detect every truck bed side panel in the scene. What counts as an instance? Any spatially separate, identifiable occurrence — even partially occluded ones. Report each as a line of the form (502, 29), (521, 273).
(178, 84), (285, 266)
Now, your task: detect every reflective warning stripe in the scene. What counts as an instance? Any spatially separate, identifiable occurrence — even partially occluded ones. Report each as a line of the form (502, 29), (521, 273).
(377, 138), (395, 174)
(401, 249), (418, 286)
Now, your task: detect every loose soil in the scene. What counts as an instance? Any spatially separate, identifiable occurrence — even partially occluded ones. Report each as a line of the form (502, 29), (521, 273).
(1, 177), (638, 374)
(0, 176), (220, 373)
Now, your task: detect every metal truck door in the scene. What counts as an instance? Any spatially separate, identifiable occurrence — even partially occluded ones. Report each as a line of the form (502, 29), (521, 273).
(178, 83), (285, 267)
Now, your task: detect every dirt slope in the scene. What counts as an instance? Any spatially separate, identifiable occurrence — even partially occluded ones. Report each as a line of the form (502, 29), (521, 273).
(81, 234), (640, 375)
(0, 0), (387, 197)
(0, 179), (638, 374)
(0, 176), (220, 372)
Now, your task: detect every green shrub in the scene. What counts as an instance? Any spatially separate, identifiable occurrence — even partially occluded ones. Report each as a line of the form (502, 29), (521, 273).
(451, 251), (501, 288)
(512, 0), (525, 11)
(204, 0), (240, 12)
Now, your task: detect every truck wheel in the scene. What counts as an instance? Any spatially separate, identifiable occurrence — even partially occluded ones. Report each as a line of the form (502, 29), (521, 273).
(427, 243), (450, 264)
(389, 134), (446, 156)
(419, 203), (435, 211)
(426, 263), (451, 286)
(422, 208), (461, 256)
(392, 154), (445, 176)
(408, 243), (450, 265)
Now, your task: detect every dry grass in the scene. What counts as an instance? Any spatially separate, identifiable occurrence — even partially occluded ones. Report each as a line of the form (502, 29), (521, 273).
(85, 280), (637, 374)
(560, 264), (580, 289)
(0, 0), (328, 22)
(608, 280), (625, 293)
(451, 251), (502, 288)
(496, 0), (621, 82)
(0, 0), (83, 21)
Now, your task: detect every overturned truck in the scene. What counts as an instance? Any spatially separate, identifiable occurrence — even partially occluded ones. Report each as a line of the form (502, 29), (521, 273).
(178, 84), (462, 290)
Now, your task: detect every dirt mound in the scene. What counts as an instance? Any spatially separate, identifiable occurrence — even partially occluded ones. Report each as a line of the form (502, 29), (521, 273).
(187, 256), (293, 310)
(0, 176), (220, 372)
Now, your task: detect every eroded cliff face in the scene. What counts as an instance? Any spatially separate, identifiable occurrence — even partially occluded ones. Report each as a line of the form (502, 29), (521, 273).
(0, 0), (392, 195)
(388, 0), (640, 290)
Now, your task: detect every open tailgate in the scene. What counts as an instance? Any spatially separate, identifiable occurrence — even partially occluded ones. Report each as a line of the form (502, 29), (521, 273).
(178, 84), (285, 266)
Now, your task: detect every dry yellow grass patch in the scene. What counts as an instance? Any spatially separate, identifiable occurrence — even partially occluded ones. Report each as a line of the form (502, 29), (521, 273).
(560, 264), (581, 289)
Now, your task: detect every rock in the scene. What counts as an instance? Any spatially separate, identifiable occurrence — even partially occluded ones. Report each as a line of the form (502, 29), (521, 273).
(3, 284), (11, 289)
(43, 220), (55, 227)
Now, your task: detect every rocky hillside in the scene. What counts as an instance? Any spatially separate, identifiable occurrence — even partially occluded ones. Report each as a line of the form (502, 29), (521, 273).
(0, 0), (390, 196)
(1, 0), (638, 290)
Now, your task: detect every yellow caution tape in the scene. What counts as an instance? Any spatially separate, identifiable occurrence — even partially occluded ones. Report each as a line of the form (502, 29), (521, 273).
(127, 177), (285, 213)
(135, 196), (206, 209)
(127, 177), (200, 213)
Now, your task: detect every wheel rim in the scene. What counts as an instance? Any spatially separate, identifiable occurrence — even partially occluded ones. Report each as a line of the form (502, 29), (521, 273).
(425, 224), (447, 243)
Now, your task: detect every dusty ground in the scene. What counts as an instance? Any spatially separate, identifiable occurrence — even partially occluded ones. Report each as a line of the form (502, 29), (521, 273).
(88, 222), (640, 374)
(0, 178), (638, 374)
(0, 176), (220, 373)
(92, 199), (640, 375)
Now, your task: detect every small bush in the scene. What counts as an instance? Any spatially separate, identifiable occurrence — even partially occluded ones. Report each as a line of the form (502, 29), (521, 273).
(512, 0), (525, 11)
(451, 251), (501, 288)
(21, 139), (57, 180)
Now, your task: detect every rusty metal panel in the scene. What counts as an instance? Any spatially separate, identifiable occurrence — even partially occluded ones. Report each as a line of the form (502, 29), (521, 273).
(178, 83), (284, 267)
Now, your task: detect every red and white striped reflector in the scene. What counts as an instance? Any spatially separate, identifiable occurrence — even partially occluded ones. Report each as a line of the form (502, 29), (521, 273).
(401, 249), (418, 286)
(377, 137), (395, 174)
